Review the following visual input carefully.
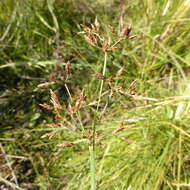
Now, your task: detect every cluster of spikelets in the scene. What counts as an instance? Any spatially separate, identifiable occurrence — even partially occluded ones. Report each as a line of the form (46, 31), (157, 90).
(37, 18), (136, 143)
(80, 18), (135, 53)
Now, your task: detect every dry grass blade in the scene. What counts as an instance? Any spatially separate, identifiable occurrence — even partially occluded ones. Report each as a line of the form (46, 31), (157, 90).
(0, 144), (18, 186)
(37, 82), (55, 88)
(0, 7), (17, 42)
(0, 175), (25, 190)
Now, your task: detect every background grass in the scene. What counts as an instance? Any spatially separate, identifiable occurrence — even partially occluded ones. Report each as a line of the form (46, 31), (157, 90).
(1, 0), (190, 189)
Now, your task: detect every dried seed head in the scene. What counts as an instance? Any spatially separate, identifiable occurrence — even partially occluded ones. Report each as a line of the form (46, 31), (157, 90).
(102, 39), (110, 53)
(119, 16), (124, 31)
(127, 24), (132, 34)
(49, 74), (56, 82)
(39, 103), (53, 110)
(94, 17), (100, 32)
(68, 103), (73, 114)
(127, 80), (137, 95)
(50, 90), (62, 110)
(41, 133), (51, 138)
(50, 90), (63, 120)
(107, 76), (113, 82)
(108, 81), (112, 89)
(128, 89), (136, 95)
(37, 82), (55, 88)
(81, 24), (91, 33)
(79, 91), (87, 102)
(120, 27), (128, 37)
(108, 25), (117, 36)
(93, 73), (105, 80)
(47, 123), (61, 128)
(74, 100), (81, 113)
(65, 62), (71, 75)
(85, 34), (98, 47)
(60, 76), (65, 81)
(116, 66), (124, 77)
(128, 35), (137, 40)
(57, 143), (73, 148)
(87, 129), (93, 139)
(122, 138), (133, 144)
(55, 114), (62, 120)
(109, 90), (114, 98)
(110, 46), (119, 51)
(113, 127), (125, 134)
(108, 37), (112, 46)
(41, 132), (55, 139)
(120, 25), (132, 38)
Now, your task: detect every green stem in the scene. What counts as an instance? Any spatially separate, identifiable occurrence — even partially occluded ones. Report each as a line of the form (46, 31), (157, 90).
(89, 144), (96, 190)
(90, 52), (107, 190)
(97, 52), (108, 112)
(177, 132), (182, 190)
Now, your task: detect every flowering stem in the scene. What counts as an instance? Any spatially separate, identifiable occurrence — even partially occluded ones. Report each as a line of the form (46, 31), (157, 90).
(97, 52), (108, 112)
(90, 52), (107, 190)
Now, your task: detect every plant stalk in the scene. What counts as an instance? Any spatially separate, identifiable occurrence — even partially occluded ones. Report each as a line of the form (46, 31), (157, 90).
(90, 52), (107, 190)
(97, 52), (108, 112)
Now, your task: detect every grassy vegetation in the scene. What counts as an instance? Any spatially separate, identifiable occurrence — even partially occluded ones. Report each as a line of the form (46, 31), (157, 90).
(1, 0), (190, 189)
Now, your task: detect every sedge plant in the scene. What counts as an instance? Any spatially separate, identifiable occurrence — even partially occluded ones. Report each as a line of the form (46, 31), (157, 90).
(38, 18), (135, 190)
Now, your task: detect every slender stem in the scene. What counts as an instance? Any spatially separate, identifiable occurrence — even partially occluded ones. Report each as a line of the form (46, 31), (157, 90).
(97, 52), (108, 112)
(177, 132), (182, 190)
(109, 38), (123, 50)
(0, 144), (18, 186)
(0, 175), (24, 190)
(90, 52), (107, 190)
(64, 83), (73, 101)
(76, 112), (85, 132)
(65, 83), (85, 132)
(89, 144), (96, 190)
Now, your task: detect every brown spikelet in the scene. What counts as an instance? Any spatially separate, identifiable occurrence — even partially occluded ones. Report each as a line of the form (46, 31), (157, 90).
(57, 143), (73, 148)
(79, 91), (87, 102)
(127, 80), (137, 95)
(65, 62), (71, 75)
(116, 66), (124, 77)
(49, 74), (56, 82)
(85, 34), (98, 47)
(122, 138), (133, 144)
(50, 90), (62, 110)
(119, 16), (124, 31)
(120, 25), (132, 38)
(39, 103), (53, 110)
(74, 100), (81, 113)
(94, 17), (100, 32)
(93, 73), (105, 80)
(50, 90), (62, 120)
(102, 39), (110, 53)
(81, 24), (91, 33)
(108, 81), (112, 89)
(128, 35), (137, 40)
(113, 127), (125, 134)
(47, 123), (61, 128)
(120, 27), (127, 37)
(113, 121), (125, 134)
(108, 25), (117, 36)
(60, 76), (65, 81)
(68, 103), (73, 114)
(41, 132), (55, 139)
(38, 82), (55, 88)
(55, 114), (62, 121)
(110, 47), (119, 51)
